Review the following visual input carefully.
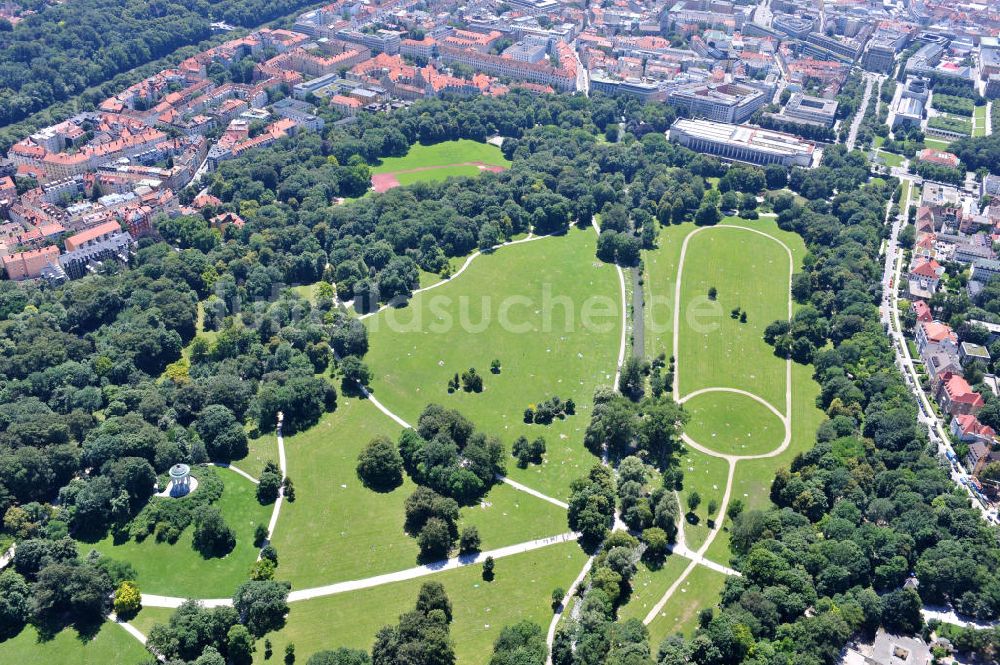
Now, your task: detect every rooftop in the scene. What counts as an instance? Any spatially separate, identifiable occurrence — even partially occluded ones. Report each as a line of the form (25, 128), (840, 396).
(669, 118), (815, 158)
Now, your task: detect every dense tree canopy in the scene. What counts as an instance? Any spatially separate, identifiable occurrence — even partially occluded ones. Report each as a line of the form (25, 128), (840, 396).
(0, 0), (322, 129)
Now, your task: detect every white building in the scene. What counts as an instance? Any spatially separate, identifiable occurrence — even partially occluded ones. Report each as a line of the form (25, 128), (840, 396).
(668, 118), (816, 168)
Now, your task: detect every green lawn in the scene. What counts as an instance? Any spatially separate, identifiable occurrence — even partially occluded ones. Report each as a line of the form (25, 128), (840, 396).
(704, 359), (825, 564)
(129, 606), (175, 637)
(240, 433), (278, 479)
(673, 222), (792, 410)
(617, 555), (692, 624)
(81, 468), (270, 598)
(251, 541), (587, 665)
(271, 396), (569, 589)
(878, 150), (904, 167)
(270, 396), (416, 588)
(394, 165), (489, 186)
(923, 137), (951, 150)
(289, 282), (319, 304)
(975, 104), (988, 137)
(928, 114), (972, 136)
(372, 140), (510, 173)
(683, 391), (785, 457)
(643, 218), (822, 557)
(0, 622), (150, 665)
(676, 447), (729, 552)
(363, 227), (622, 501)
(457, 482), (569, 551)
(643, 565), (727, 647)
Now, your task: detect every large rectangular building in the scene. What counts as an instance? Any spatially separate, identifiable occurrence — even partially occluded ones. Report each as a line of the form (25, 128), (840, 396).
(668, 81), (768, 124)
(804, 31), (866, 61)
(668, 118), (816, 168)
(863, 40), (897, 73)
(589, 76), (664, 102)
(783, 93), (838, 128)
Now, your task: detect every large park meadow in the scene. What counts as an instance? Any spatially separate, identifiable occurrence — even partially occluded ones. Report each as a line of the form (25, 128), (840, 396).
(1, 138), (824, 665)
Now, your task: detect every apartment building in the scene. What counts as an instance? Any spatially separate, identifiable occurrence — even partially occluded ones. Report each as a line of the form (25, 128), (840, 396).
(437, 45), (576, 91)
(2, 245), (59, 280)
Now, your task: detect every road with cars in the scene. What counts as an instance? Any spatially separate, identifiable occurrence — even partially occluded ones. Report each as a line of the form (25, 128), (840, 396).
(879, 172), (998, 524)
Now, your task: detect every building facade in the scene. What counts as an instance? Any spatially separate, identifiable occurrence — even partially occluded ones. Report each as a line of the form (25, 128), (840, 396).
(668, 118), (815, 168)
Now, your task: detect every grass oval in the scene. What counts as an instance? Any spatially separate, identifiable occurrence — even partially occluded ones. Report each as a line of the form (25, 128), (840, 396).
(682, 390), (784, 457)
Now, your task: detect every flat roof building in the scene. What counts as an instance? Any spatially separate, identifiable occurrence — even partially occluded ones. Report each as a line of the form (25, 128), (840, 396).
(590, 76), (664, 102)
(863, 40), (897, 74)
(783, 92), (838, 128)
(668, 118), (816, 168)
(893, 96), (924, 130)
(982, 47), (1000, 81)
(668, 81), (768, 124)
(502, 41), (547, 64)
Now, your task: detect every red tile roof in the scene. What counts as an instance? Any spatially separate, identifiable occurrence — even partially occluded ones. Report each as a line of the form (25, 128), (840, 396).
(942, 373), (985, 407)
(921, 320), (957, 344)
(955, 413), (995, 439)
(910, 258), (942, 279)
(65, 220), (122, 251)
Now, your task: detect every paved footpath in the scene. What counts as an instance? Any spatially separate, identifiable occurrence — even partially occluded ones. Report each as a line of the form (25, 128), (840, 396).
(141, 532), (580, 608)
(214, 462), (258, 484)
(355, 232), (551, 321)
(642, 223), (794, 627)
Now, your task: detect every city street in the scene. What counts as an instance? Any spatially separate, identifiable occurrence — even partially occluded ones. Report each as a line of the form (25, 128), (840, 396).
(880, 174), (997, 523)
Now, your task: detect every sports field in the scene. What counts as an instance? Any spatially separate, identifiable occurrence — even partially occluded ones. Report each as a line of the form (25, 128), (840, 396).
(370, 140), (511, 191)
(81, 468), (271, 598)
(363, 226), (623, 500)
